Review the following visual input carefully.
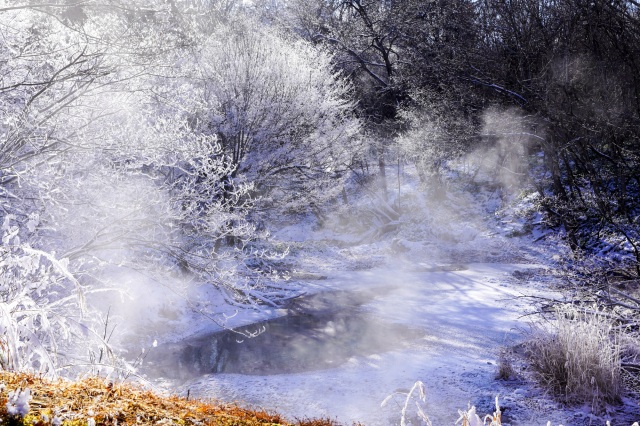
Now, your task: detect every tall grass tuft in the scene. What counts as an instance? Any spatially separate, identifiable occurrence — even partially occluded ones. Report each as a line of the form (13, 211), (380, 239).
(527, 306), (622, 407)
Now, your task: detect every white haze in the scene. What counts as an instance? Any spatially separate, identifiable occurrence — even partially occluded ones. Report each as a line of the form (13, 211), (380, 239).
(468, 107), (544, 197)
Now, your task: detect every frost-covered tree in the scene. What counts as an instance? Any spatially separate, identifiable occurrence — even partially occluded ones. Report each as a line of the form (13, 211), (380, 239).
(0, 3), (316, 376)
(180, 20), (362, 214)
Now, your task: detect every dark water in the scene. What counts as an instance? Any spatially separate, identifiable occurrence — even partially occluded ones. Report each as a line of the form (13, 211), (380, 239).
(143, 287), (424, 380)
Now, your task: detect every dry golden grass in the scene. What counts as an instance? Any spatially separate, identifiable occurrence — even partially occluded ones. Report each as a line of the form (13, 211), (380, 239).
(0, 371), (340, 426)
(526, 306), (622, 407)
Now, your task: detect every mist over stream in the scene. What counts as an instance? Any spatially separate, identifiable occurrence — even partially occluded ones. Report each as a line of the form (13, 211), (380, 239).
(135, 263), (569, 426)
(143, 286), (424, 380)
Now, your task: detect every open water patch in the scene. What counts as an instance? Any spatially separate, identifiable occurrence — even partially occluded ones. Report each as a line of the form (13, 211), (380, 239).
(144, 287), (424, 380)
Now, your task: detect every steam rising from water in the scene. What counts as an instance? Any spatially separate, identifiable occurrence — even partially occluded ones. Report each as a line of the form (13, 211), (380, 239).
(143, 286), (425, 380)
(469, 107), (543, 195)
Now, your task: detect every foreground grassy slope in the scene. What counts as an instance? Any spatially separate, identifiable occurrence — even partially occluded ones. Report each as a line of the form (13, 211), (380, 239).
(0, 372), (338, 426)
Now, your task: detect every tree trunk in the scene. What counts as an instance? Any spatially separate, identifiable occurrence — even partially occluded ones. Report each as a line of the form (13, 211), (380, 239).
(378, 155), (387, 201)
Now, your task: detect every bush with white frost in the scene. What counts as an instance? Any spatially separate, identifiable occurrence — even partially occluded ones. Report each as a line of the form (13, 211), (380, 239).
(0, 215), (112, 374)
(185, 19), (362, 215)
(1, 4), (327, 380)
(526, 306), (622, 407)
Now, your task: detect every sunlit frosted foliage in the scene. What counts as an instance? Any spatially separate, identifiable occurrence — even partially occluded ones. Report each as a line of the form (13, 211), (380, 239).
(182, 19), (362, 213)
(1, 3), (352, 374)
(0, 216), (93, 374)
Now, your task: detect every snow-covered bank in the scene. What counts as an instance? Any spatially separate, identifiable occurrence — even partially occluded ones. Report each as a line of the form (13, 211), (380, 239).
(171, 263), (574, 426)
(127, 174), (636, 425)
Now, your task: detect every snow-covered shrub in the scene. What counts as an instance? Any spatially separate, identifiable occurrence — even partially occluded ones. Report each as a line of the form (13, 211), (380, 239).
(527, 306), (622, 406)
(184, 18), (363, 216)
(396, 93), (475, 194)
(0, 5), (300, 322)
(496, 349), (516, 381)
(0, 216), (100, 374)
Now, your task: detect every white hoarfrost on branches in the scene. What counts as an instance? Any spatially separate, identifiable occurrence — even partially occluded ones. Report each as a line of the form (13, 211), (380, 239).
(1, 3), (329, 377)
(396, 94), (474, 189)
(0, 215), (109, 375)
(184, 19), (363, 213)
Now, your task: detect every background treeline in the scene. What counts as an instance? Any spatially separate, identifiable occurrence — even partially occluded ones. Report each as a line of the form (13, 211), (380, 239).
(266, 0), (640, 273)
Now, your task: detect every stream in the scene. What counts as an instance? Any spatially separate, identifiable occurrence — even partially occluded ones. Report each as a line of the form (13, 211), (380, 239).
(144, 286), (424, 380)
(143, 264), (573, 426)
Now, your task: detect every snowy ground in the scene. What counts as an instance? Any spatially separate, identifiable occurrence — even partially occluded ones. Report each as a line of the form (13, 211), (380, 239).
(169, 262), (581, 426)
(129, 181), (638, 426)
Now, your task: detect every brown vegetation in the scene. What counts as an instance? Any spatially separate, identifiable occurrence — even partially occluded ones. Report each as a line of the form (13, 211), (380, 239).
(0, 372), (339, 426)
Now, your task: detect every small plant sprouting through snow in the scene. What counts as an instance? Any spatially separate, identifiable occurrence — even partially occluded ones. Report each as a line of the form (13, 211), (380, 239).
(381, 381), (432, 426)
(6, 388), (31, 417)
(456, 396), (502, 426)
(381, 386), (640, 426)
(456, 404), (483, 426)
(87, 409), (96, 426)
(485, 396), (502, 426)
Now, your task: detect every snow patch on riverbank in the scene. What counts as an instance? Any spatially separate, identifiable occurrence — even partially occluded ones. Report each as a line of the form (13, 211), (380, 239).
(169, 263), (576, 425)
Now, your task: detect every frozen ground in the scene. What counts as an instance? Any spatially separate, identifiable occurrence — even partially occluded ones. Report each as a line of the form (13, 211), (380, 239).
(130, 183), (637, 425)
(169, 262), (580, 426)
